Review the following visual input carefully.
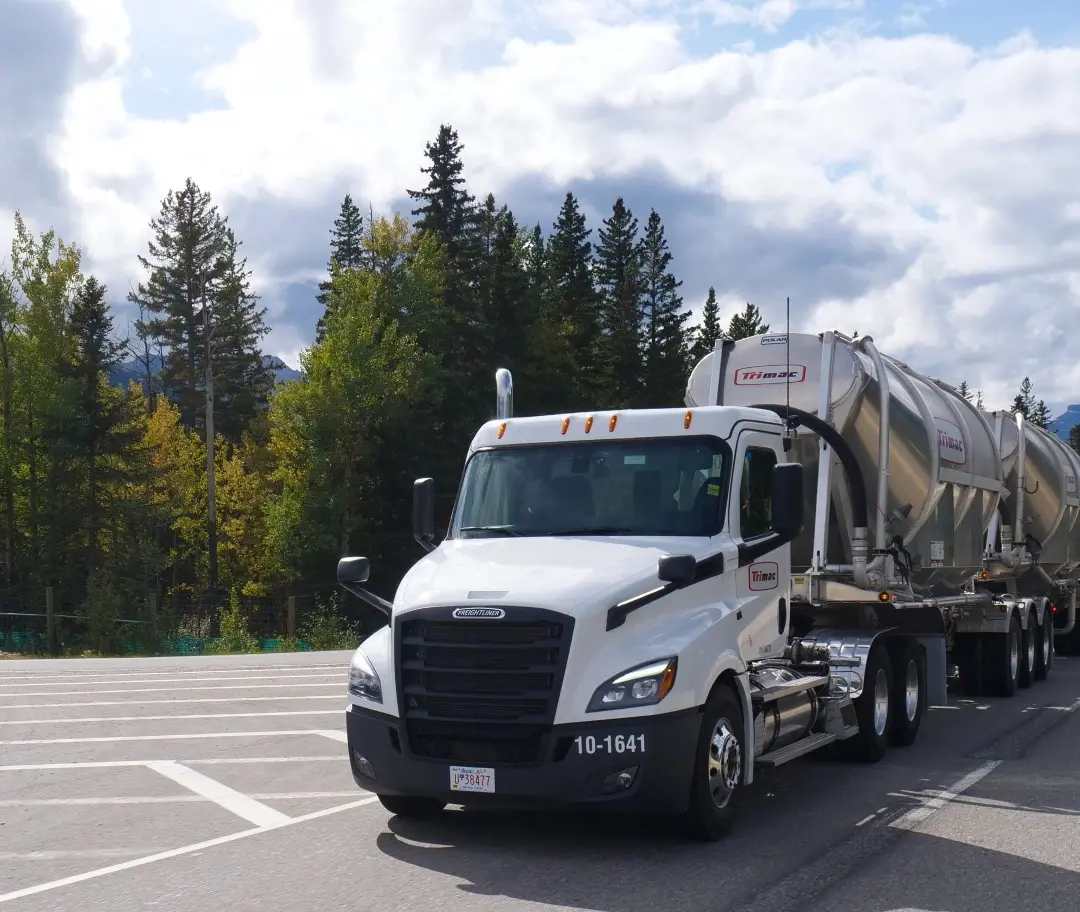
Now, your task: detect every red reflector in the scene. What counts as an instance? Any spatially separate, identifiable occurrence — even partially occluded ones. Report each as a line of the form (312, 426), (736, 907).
(1053, 604), (1058, 613)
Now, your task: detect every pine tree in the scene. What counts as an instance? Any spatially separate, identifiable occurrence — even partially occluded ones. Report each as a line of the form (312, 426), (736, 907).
(976, 389), (985, 410)
(1013, 377), (1035, 419)
(1031, 399), (1052, 429)
(726, 302), (769, 340)
(957, 380), (973, 401)
(481, 202), (531, 385)
(639, 209), (691, 407)
(595, 198), (644, 407)
(691, 287), (723, 360)
(315, 194), (365, 343)
(545, 192), (601, 403)
(128, 177), (273, 443)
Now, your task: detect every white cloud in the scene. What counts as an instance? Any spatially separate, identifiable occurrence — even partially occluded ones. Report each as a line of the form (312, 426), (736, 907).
(14, 0), (1080, 410)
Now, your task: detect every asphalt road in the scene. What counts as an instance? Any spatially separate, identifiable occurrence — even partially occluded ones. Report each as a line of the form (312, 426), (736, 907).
(0, 649), (1078, 911)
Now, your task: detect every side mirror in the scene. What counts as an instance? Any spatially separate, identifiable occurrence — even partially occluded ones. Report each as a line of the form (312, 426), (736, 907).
(771, 462), (804, 542)
(337, 556), (370, 584)
(413, 477), (436, 551)
(658, 553), (697, 586)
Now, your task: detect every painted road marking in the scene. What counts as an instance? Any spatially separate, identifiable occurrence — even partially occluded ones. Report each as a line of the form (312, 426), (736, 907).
(0, 756), (342, 772)
(316, 729), (348, 743)
(0, 729), (344, 746)
(0, 792), (360, 807)
(0, 709), (342, 726)
(145, 761), (292, 827)
(0, 796), (380, 904)
(0, 672), (344, 689)
(0, 695), (343, 709)
(890, 760), (1000, 830)
(0, 681), (343, 698)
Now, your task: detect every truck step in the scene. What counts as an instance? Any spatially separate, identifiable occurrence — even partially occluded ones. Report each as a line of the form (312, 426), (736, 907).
(756, 731), (839, 768)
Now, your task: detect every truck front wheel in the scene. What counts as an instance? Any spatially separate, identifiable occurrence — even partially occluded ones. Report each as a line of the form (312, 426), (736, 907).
(683, 684), (745, 841)
(378, 794), (447, 819)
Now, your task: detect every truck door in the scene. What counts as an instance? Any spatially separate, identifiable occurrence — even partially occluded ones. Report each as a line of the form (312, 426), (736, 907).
(730, 428), (790, 660)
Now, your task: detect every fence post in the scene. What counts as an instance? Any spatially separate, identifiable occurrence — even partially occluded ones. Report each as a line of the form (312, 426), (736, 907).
(45, 587), (56, 656)
(287, 596), (297, 639)
(148, 592), (158, 643)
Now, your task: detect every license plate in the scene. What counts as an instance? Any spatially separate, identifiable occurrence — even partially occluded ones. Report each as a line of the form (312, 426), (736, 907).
(450, 766), (495, 793)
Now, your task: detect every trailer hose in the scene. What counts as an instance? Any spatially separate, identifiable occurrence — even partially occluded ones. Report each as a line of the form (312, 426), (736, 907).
(751, 404), (870, 531)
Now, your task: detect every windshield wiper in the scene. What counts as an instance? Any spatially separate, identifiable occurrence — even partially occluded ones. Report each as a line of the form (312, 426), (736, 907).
(543, 526), (636, 536)
(459, 525), (525, 537)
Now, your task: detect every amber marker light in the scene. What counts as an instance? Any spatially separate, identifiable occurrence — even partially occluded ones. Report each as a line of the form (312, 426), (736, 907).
(684, 410), (693, 429)
(878, 591), (892, 602)
(562, 417), (571, 435)
(609, 414), (618, 432)
(585, 416), (594, 433)
(658, 663), (677, 701)
(497, 422), (507, 439)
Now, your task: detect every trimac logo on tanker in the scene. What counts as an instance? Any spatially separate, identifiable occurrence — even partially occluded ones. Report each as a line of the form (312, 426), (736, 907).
(733, 365), (807, 385)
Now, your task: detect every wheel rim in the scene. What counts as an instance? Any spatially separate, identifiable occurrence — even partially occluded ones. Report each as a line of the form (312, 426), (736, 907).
(707, 717), (741, 809)
(1042, 622), (1051, 666)
(1010, 628), (1019, 680)
(904, 659), (919, 721)
(1027, 627), (1036, 671)
(873, 667), (890, 736)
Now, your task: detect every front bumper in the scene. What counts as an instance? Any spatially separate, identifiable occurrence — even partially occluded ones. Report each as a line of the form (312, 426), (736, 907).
(345, 703), (703, 814)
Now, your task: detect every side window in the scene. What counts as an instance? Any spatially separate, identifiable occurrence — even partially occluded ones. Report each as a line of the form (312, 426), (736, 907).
(739, 446), (777, 539)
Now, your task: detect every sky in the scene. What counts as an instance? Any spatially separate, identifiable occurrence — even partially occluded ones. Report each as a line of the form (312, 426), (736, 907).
(2, 0), (1080, 414)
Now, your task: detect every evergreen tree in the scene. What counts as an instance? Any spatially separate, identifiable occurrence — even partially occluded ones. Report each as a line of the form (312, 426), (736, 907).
(594, 198), (644, 407)
(639, 209), (690, 407)
(545, 192), (601, 404)
(976, 389), (984, 410)
(128, 177), (273, 443)
(1013, 377), (1035, 419)
(1031, 399), (1052, 429)
(480, 201), (532, 386)
(315, 194), (365, 342)
(726, 302), (769, 340)
(691, 286), (723, 360)
(957, 380), (973, 401)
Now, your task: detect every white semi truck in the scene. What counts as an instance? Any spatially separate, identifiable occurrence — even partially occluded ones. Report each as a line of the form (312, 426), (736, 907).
(337, 329), (1078, 840)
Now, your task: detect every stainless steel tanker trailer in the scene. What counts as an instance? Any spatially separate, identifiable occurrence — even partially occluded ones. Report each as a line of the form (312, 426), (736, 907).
(686, 328), (1078, 698)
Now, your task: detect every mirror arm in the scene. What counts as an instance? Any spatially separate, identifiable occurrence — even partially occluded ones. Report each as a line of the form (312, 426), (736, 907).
(339, 582), (392, 617)
(415, 535), (436, 553)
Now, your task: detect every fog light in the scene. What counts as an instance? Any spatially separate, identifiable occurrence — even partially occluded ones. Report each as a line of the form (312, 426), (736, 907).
(601, 766), (638, 794)
(352, 750), (376, 780)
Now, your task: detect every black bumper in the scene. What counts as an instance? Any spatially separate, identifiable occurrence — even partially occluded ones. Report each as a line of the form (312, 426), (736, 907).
(345, 703), (703, 815)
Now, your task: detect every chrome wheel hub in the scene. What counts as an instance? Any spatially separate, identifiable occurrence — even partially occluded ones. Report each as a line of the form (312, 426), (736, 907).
(1042, 623), (1051, 666)
(708, 718), (741, 809)
(1010, 630), (1019, 679)
(873, 667), (890, 736)
(904, 659), (919, 722)
(1027, 628), (1036, 671)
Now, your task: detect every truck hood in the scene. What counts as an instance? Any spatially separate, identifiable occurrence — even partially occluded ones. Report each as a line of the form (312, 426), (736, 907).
(396, 536), (700, 613)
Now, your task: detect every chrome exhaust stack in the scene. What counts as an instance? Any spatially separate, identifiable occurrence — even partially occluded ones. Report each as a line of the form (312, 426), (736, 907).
(496, 368), (513, 420)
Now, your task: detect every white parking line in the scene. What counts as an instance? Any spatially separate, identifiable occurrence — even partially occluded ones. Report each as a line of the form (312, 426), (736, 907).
(0, 695), (343, 709)
(0, 792), (359, 807)
(0, 728), (343, 746)
(0, 682), (342, 698)
(890, 760), (1001, 829)
(0, 709), (342, 726)
(0, 796), (380, 904)
(0, 673), (344, 689)
(0, 757), (342, 772)
(145, 761), (292, 828)
(0, 664), (345, 681)
(316, 729), (348, 743)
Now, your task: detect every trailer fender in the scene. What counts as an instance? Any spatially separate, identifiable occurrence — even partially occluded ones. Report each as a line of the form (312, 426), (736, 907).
(798, 628), (897, 700)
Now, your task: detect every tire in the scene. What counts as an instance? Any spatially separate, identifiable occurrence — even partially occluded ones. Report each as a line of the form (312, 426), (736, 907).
(889, 639), (926, 747)
(954, 633), (987, 697)
(683, 684), (745, 841)
(837, 640), (892, 763)
(1034, 610), (1052, 682)
(1018, 613), (1036, 690)
(378, 794), (447, 819)
(988, 612), (1021, 698)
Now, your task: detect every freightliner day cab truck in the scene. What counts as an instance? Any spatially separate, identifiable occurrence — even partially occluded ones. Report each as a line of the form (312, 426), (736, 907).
(337, 329), (1079, 840)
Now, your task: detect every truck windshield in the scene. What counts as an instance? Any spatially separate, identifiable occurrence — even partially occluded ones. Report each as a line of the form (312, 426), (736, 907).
(452, 436), (731, 539)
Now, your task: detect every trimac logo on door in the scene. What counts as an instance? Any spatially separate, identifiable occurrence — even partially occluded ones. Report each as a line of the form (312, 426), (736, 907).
(734, 365), (807, 385)
(748, 561), (779, 591)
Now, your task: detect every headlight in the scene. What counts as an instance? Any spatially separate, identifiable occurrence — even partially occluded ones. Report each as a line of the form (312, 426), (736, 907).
(586, 657), (677, 713)
(348, 647), (383, 703)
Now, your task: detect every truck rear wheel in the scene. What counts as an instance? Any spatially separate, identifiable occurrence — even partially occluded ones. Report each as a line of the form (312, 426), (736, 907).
(1033, 613), (1052, 682)
(888, 639), (925, 747)
(988, 613), (1022, 697)
(683, 684), (744, 842)
(378, 794), (447, 819)
(837, 640), (892, 763)
(1018, 615), (1036, 689)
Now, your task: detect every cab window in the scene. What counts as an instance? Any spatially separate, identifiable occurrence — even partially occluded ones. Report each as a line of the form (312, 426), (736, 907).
(740, 446), (777, 539)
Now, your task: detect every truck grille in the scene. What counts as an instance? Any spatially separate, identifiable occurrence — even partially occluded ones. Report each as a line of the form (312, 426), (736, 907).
(397, 609), (573, 766)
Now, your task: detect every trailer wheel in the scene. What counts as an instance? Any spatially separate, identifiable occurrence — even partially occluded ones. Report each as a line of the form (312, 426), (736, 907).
(889, 639), (926, 747)
(683, 684), (744, 841)
(1034, 611), (1052, 682)
(837, 640), (892, 763)
(988, 613), (1022, 698)
(1018, 614), (1036, 690)
(378, 794), (447, 819)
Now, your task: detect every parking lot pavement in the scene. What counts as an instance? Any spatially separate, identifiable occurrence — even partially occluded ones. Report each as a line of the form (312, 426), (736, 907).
(1, 652), (1079, 911)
